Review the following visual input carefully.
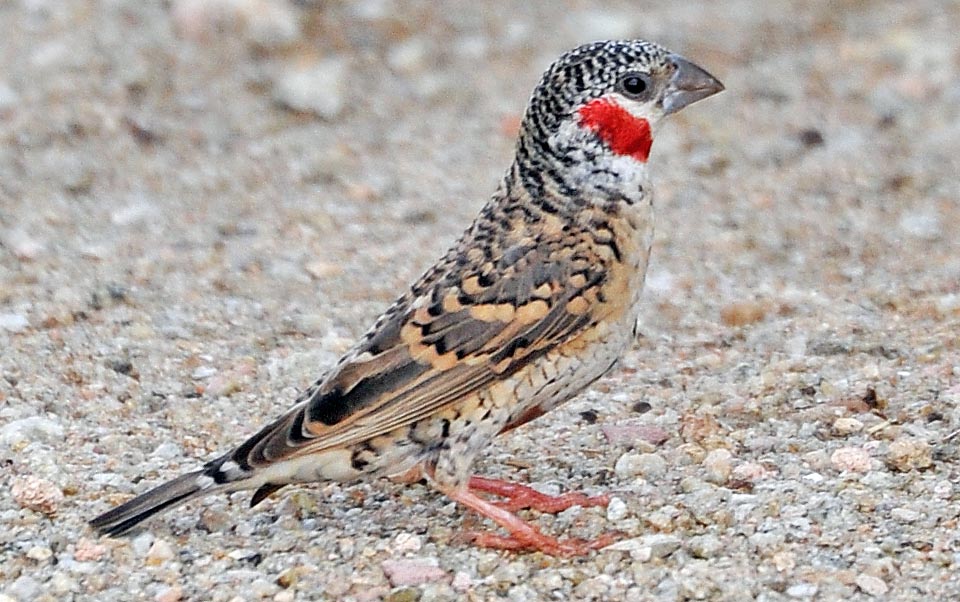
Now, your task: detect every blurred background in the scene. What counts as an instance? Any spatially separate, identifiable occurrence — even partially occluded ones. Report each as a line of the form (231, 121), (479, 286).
(1, 0), (957, 330)
(1, 1), (959, 600)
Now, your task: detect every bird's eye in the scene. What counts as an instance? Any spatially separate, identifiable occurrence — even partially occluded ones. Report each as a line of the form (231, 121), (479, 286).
(619, 73), (651, 99)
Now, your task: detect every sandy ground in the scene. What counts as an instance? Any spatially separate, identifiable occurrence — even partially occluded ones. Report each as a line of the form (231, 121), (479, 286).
(1, 0), (959, 600)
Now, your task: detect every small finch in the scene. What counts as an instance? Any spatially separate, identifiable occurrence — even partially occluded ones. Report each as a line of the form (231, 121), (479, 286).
(90, 39), (723, 556)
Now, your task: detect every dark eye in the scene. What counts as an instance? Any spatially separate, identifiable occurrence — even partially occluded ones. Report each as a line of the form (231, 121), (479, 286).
(619, 73), (651, 99)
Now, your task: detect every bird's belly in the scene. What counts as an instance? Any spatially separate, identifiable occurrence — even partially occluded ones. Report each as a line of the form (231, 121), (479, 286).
(501, 313), (637, 430)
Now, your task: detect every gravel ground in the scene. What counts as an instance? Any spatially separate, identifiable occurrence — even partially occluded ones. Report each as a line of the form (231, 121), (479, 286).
(2, 1), (959, 600)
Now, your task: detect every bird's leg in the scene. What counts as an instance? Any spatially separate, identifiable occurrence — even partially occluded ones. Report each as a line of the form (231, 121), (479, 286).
(444, 485), (619, 557)
(467, 475), (611, 513)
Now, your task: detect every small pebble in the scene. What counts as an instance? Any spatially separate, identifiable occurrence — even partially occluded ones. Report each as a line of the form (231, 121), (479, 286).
(387, 38), (429, 73)
(274, 58), (348, 119)
(720, 300), (766, 326)
(702, 448), (733, 483)
(0, 313), (29, 333)
(606, 534), (682, 559)
(304, 260), (344, 280)
(491, 561), (528, 584)
(145, 539), (175, 566)
(6, 576), (40, 602)
(191, 366), (217, 379)
(890, 507), (920, 523)
(49, 573), (76, 595)
(687, 534), (723, 558)
(0, 80), (18, 111)
(250, 579), (278, 598)
(386, 589), (419, 602)
(773, 551), (796, 571)
(0, 416), (64, 446)
(152, 441), (181, 460)
(205, 373), (244, 397)
(831, 447), (872, 472)
(381, 558), (447, 587)
(886, 438), (933, 472)
(26, 546), (53, 561)
(731, 461), (770, 482)
(11, 475), (64, 514)
(786, 582), (818, 598)
(74, 538), (108, 562)
(855, 574), (889, 597)
(131, 533), (155, 557)
(391, 532), (423, 554)
(601, 422), (670, 446)
(451, 571), (473, 592)
(156, 585), (183, 602)
(606, 496), (628, 521)
(615, 451), (667, 479)
(832, 417), (864, 436)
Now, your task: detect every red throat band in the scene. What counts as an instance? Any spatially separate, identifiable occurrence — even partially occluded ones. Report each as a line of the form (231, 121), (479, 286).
(577, 99), (653, 162)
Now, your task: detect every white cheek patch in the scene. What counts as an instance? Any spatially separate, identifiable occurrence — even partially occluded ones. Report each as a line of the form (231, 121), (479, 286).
(551, 118), (650, 200)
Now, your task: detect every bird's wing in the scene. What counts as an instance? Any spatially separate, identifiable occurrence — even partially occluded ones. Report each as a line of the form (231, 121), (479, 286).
(228, 220), (627, 472)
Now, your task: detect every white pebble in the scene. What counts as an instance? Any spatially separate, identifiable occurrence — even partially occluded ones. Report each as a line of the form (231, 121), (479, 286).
(899, 209), (941, 240)
(451, 571), (473, 592)
(646, 534), (682, 559)
(606, 496), (628, 521)
(381, 557), (446, 587)
(250, 579), (278, 598)
(688, 534), (723, 558)
(49, 573), (76, 594)
(855, 573), (889, 597)
(890, 507), (920, 523)
(615, 451), (666, 479)
(832, 417), (863, 436)
(131, 532), (155, 557)
(152, 441), (182, 460)
(702, 448), (733, 483)
(274, 58), (347, 119)
(387, 38), (429, 73)
(0, 416), (64, 446)
(0, 313), (29, 333)
(26, 546), (53, 561)
(191, 366), (217, 379)
(7, 576), (40, 601)
(786, 582), (818, 598)
(391, 532), (423, 554)
(933, 480), (953, 499)
(145, 539), (175, 566)
(0, 80), (18, 111)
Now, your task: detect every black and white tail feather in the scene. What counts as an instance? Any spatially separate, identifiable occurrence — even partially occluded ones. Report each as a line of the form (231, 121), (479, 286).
(89, 457), (232, 537)
(89, 409), (303, 536)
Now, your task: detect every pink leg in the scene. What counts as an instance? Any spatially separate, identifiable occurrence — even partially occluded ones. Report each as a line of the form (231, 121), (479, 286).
(468, 476), (611, 513)
(444, 486), (620, 557)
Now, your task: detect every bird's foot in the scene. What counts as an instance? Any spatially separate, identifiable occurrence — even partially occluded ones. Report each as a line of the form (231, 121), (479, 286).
(447, 483), (620, 557)
(467, 475), (611, 513)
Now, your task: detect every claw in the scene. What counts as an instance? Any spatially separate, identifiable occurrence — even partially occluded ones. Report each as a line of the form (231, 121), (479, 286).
(442, 477), (621, 557)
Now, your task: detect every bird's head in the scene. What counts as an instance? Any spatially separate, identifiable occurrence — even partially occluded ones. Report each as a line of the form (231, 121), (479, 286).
(514, 40), (724, 201)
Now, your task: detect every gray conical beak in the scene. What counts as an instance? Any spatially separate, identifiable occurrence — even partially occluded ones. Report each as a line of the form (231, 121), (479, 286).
(662, 54), (724, 115)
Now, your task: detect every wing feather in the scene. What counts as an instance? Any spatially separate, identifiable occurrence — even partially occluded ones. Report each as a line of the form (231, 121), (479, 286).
(230, 224), (616, 470)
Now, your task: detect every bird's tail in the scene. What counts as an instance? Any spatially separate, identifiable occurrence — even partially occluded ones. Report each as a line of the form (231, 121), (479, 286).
(88, 468), (223, 537)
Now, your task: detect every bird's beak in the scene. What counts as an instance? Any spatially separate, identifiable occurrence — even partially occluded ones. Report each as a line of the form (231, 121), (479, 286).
(662, 54), (724, 115)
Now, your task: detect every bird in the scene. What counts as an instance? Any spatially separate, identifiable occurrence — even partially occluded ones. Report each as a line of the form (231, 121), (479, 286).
(89, 39), (723, 556)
